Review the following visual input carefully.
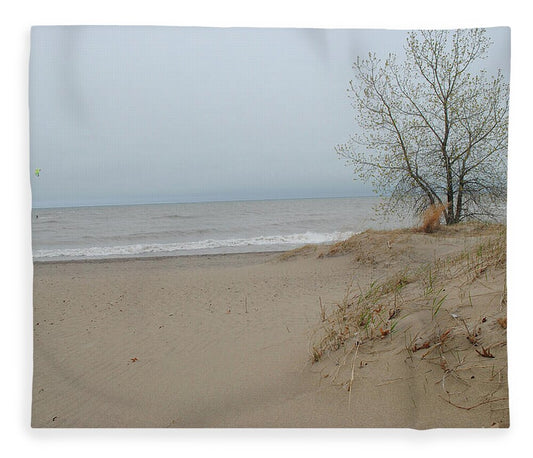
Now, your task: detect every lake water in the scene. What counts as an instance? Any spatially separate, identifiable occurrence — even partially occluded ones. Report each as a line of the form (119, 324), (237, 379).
(31, 197), (413, 261)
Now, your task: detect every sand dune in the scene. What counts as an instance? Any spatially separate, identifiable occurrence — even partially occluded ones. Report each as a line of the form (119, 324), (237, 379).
(32, 224), (508, 428)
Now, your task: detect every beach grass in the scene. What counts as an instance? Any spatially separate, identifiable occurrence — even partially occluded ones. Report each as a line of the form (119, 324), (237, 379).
(310, 222), (506, 364)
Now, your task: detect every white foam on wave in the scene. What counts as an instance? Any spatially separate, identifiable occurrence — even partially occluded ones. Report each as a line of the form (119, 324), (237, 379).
(33, 231), (357, 260)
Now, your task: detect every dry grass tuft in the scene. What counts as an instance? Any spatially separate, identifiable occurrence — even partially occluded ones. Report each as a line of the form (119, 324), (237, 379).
(439, 221), (506, 236)
(319, 234), (361, 257)
(310, 274), (408, 360)
(419, 204), (447, 233)
(319, 229), (410, 260)
(450, 227), (506, 283)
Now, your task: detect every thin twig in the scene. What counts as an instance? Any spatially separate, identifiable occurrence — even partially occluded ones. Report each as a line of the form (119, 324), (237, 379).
(376, 377), (407, 387)
(439, 395), (508, 411)
(348, 342), (360, 407)
(421, 342), (443, 359)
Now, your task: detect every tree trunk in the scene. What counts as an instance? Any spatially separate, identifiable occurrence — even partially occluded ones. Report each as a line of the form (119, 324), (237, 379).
(454, 181), (465, 224)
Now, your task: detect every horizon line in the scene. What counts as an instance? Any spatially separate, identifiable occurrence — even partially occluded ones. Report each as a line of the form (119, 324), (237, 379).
(32, 194), (381, 210)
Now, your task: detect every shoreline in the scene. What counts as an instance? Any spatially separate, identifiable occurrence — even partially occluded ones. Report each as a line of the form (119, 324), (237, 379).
(32, 249), (287, 266)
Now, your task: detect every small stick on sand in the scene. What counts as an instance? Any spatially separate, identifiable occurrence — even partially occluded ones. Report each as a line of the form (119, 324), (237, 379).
(348, 342), (360, 407)
(319, 296), (326, 322)
(377, 377), (406, 387)
(439, 395), (508, 411)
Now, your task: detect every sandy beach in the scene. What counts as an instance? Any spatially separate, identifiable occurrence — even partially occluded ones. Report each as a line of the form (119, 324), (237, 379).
(32, 224), (508, 428)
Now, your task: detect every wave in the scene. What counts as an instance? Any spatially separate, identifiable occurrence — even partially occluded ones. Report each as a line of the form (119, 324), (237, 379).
(33, 231), (356, 260)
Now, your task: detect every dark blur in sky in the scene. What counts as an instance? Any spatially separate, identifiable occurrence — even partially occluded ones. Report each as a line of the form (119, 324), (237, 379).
(29, 26), (510, 207)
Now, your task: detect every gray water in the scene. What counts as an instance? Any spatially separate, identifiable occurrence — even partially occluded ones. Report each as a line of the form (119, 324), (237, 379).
(31, 197), (412, 261)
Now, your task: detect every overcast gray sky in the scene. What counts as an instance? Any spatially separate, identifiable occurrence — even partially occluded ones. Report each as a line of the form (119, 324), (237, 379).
(29, 26), (510, 208)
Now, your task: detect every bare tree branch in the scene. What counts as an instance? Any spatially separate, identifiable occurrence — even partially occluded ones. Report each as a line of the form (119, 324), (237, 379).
(336, 29), (508, 224)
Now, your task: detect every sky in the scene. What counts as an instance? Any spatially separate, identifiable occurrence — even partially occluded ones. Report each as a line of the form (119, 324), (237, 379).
(29, 26), (510, 208)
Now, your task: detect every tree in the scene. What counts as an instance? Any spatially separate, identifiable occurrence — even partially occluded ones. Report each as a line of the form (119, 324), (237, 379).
(336, 29), (509, 224)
